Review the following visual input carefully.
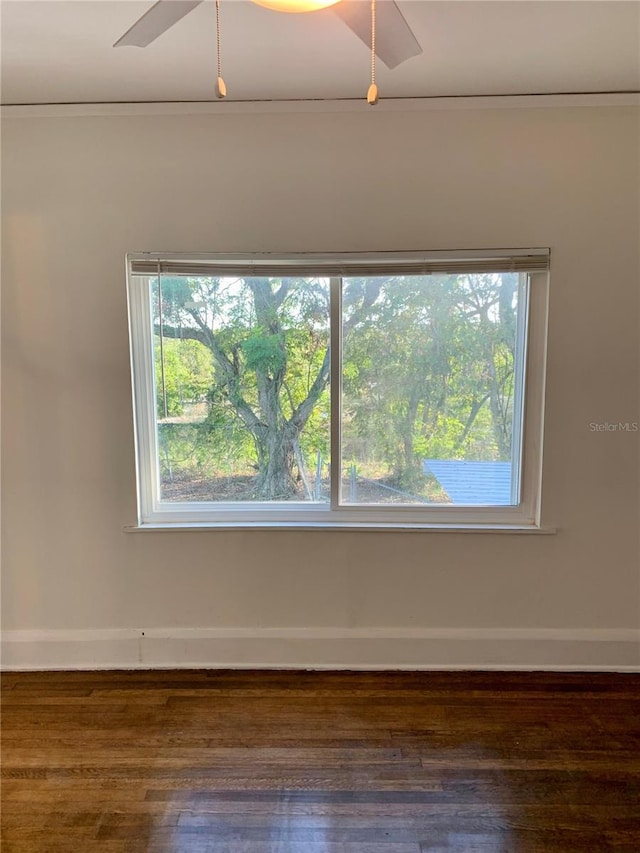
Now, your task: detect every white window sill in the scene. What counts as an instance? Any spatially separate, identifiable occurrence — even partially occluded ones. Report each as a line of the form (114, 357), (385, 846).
(124, 522), (557, 534)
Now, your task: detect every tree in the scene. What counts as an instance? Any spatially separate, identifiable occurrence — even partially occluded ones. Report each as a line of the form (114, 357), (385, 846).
(154, 275), (330, 499)
(153, 272), (520, 501)
(341, 273), (521, 491)
(457, 273), (518, 458)
(342, 275), (467, 489)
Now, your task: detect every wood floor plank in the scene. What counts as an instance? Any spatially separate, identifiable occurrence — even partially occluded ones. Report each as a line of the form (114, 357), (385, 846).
(1, 669), (638, 852)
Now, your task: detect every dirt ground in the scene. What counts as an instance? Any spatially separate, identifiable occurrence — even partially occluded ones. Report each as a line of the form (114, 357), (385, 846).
(159, 472), (443, 504)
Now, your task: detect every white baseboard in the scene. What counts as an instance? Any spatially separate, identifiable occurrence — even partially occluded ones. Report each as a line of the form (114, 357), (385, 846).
(2, 627), (638, 671)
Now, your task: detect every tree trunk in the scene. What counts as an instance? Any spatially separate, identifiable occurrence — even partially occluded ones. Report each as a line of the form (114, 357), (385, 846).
(255, 428), (297, 500)
(396, 393), (421, 489)
(488, 353), (511, 460)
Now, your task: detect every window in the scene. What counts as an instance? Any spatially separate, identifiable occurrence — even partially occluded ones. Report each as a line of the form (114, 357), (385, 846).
(127, 251), (548, 528)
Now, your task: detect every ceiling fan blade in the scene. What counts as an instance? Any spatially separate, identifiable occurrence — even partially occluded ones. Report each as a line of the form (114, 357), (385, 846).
(114, 0), (203, 48)
(332, 0), (422, 70)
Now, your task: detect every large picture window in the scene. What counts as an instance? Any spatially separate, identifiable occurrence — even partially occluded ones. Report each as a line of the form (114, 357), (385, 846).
(127, 251), (548, 528)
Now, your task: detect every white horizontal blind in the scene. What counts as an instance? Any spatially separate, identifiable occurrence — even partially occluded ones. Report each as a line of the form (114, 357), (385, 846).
(129, 250), (549, 278)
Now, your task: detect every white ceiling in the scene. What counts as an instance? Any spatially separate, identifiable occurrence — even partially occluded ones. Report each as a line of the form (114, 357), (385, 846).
(2, 1), (639, 104)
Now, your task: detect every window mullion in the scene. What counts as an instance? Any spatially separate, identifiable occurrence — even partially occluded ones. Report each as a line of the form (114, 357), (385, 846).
(329, 277), (342, 511)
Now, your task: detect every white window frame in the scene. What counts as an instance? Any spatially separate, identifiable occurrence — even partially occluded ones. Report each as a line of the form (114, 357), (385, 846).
(126, 250), (549, 530)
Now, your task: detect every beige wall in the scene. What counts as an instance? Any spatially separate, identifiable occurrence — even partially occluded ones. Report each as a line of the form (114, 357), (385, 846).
(2, 105), (639, 667)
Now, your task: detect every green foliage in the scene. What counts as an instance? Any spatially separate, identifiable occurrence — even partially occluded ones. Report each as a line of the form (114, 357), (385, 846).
(151, 271), (520, 500)
(154, 338), (213, 418)
(242, 329), (286, 377)
(341, 273), (519, 489)
(152, 275), (331, 494)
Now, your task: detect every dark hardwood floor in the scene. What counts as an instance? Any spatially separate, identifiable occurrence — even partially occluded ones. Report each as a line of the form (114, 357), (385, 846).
(1, 670), (639, 852)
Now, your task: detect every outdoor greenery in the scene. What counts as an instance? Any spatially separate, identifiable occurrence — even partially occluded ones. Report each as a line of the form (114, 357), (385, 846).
(152, 273), (520, 502)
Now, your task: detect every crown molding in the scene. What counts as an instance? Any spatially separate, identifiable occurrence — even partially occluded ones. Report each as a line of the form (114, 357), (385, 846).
(2, 92), (639, 119)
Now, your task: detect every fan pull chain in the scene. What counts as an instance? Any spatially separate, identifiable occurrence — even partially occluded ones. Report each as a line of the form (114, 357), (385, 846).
(367, 0), (378, 105)
(215, 0), (227, 99)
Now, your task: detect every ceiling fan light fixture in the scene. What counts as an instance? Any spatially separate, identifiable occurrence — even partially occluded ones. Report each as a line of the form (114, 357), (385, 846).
(113, 0), (423, 101)
(251, 0), (342, 13)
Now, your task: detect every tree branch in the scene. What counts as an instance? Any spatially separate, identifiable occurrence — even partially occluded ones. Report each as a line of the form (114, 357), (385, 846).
(453, 392), (491, 452)
(154, 322), (265, 438)
(273, 281), (290, 309)
(343, 279), (383, 335)
(289, 346), (331, 432)
(153, 324), (210, 349)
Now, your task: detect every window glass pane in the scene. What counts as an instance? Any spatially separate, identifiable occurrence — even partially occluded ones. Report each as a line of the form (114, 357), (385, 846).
(340, 273), (524, 506)
(150, 275), (330, 502)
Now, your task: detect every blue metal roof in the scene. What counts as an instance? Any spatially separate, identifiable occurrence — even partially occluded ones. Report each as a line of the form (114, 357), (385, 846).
(423, 459), (513, 505)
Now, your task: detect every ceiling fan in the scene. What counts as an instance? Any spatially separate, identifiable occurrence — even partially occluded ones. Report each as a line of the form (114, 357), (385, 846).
(114, 0), (422, 101)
